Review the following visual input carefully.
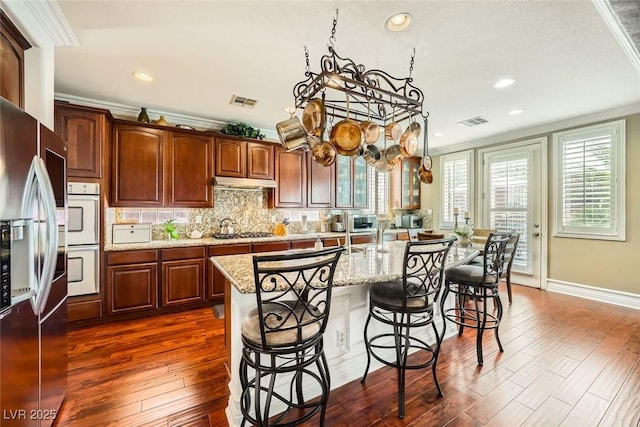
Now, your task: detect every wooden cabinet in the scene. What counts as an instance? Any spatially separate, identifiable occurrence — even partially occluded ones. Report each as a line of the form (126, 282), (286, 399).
(252, 241), (291, 253)
(161, 247), (206, 307)
(54, 102), (111, 179)
(167, 132), (214, 206)
(336, 155), (369, 208)
(111, 121), (214, 207)
(106, 250), (158, 315)
(208, 244), (251, 300)
(274, 147), (307, 207)
(391, 156), (421, 210)
(307, 155), (335, 207)
(215, 138), (274, 179)
(0, 11), (30, 108)
(290, 239), (316, 249)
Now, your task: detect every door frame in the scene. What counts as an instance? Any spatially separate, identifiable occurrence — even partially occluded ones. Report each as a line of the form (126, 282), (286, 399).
(476, 137), (548, 290)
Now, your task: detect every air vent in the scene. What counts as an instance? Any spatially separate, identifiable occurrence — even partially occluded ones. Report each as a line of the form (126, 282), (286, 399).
(230, 95), (258, 108)
(457, 116), (489, 127)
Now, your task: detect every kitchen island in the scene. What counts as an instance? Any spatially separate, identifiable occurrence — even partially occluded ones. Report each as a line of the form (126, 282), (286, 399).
(211, 240), (478, 426)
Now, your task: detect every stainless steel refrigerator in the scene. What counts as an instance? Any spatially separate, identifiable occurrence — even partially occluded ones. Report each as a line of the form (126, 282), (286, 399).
(1, 98), (67, 427)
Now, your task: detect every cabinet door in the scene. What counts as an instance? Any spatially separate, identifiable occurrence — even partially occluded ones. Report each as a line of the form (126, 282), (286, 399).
(0, 12), (30, 108)
(402, 159), (411, 208)
(410, 157), (421, 208)
(307, 156), (335, 208)
(247, 142), (274, 179)
(112, 124), (165, 206)
(167, 132), (214, 207)
(353, 156), (369, 208)
(335, 155), (353, 208)
(274, 147), (306, 207)
(390, 157), (421, 210)
(107, 263), (158, 314)
(54, 104), (108, 178)
(161, 259), (205, 307)
(215, 138), (246, 177)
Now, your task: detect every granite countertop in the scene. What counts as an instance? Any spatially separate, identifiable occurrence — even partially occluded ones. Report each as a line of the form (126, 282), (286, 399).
(211, 240), (479, 294)
(103, 229), (414, 252)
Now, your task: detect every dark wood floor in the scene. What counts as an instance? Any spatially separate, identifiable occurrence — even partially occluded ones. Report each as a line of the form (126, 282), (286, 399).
(54, 285), (640, 427)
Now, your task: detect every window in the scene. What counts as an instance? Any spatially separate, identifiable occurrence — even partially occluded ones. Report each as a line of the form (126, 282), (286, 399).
(553, 120), (625, 240)
(440, 150), (474, 229)
(363, 166), (389, 216)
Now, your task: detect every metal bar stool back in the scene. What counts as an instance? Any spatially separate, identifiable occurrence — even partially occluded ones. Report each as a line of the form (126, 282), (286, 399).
(361, 237), (456, 419)
(440, 232), (512, 366)
(240, 246), (344, 426)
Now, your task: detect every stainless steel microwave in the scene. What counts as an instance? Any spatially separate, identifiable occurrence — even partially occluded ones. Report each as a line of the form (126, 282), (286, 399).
(401, 214), (423, 229)
(348, 214), (377, 232)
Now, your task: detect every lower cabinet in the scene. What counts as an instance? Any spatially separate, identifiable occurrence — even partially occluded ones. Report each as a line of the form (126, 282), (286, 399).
(106, 250), (159, 315)
(161, 247), (206, 307)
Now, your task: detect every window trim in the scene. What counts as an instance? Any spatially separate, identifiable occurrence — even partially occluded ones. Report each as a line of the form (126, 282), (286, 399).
(552, 119), (626, 241)
(439, 149), (474, 230)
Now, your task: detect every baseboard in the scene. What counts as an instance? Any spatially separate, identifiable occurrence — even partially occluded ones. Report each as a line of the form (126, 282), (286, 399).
(547, 279), (640, 310)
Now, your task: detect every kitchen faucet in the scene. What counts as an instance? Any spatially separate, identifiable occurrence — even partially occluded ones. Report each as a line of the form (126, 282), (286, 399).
(220, 217), (234, 235)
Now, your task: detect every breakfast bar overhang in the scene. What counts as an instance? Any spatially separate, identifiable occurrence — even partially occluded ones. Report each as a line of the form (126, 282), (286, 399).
(211, 241), (478, 426)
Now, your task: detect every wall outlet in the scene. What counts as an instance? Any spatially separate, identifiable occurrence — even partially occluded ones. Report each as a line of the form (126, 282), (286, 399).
(195, 215), (202, 224)
(337, 328), (347, 347)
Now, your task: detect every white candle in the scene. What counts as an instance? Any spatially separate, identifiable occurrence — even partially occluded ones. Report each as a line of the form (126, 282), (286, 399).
(453, 208), (459, 215)
(464, 211), (470, 219)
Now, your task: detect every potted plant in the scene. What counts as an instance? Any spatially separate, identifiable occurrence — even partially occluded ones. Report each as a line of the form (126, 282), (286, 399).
(162, 219), (179, 240)
(220, 122), (265, 140)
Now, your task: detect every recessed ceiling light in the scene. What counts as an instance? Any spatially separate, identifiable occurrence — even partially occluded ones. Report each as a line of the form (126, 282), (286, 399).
(494, 78), (515, 89)
(508, 109), (524, 115)
(132, 71), (153, 82)
(386, 13), (413, 32)
(433, 132), (444, 137)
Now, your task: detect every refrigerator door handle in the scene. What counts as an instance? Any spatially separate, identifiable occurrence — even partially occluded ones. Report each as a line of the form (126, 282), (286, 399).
(22, 156), (58, 316)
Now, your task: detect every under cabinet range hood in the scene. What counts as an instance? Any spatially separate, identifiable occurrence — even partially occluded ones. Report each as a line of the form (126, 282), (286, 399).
(214, 176), (277, 189)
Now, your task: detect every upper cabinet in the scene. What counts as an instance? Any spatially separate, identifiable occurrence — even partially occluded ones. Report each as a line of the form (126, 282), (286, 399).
(390, 156), (421, 210)
(0, 11), (31, 108)
(54, 102), (111, 179)
(336, 155), (369, 209)
(274, 146), (306, 207)
(215, 138), (274, 179)
(307, 156), (335, 208)
(111, 121), (214, 207)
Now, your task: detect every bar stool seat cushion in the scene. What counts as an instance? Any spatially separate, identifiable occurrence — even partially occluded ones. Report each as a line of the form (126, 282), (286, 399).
(241, 300), (322, 347)
(370, 280), (431, 309)
(446, 265), (498, 285)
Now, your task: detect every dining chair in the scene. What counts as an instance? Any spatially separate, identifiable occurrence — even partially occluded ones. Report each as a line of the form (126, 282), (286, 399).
(440, 232), (512, 365)
(361, 237), (456, 418)
(239, 246), (344, 426)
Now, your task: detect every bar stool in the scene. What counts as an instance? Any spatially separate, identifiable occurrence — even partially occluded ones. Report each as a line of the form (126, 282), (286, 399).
(361, 237), (456, 419)
(239, 246), (343, 426)
(440, 232), (512, 366)
(469, 232), (520, 303)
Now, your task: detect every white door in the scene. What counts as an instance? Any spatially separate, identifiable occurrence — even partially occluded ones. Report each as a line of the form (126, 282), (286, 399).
(478, 138), (546, 288)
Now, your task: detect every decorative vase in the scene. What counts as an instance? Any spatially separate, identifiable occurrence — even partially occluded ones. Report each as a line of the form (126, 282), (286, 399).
(459, 235), (470, 247)
(155, 115), (167, 126)
(137, 107), (150, 123)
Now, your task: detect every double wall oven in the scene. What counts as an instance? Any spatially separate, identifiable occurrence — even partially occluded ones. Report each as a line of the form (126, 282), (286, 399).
(67, 182), (100, 297)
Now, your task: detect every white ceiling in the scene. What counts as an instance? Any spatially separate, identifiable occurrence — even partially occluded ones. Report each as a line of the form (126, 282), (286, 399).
(54, 0), (640, 150)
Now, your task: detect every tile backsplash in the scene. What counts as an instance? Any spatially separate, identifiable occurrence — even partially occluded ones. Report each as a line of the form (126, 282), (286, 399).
(106, 188), (433, 242)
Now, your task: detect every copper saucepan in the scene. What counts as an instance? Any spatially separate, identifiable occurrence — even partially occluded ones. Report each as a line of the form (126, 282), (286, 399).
(418, 163), (433, 184)
(276, 116), (310, 152)
(362, 144), (381, 164)
(302, 98), (325, 138)
(374, 153), (399, 172)
(399, 130), (418, 157)
(408, 120), (421, 138)
(385, 122), (402, 141)
(384, 144), (403, 164)
(360, 120), (380, 145)
(311, 140), (337, 166)
(330, 118), (363, 156)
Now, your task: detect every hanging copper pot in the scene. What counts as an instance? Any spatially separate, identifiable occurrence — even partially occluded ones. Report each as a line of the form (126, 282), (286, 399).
(330, 118), (363, 156)
(362, 144), (381, 164)
(360, 120), (380, 145)
(302, 98), (325, 138)
(311, 140), (337, 166)
(384, 144), (403, 164)
(374, 154), (398, 172)
(399, 130), (418, 157)
(408, 120), (421, 138)
(418, 163), (433, 184)
(385, 122), (402, 141)
(276, 116), (310, 152)
(422, 154), (433, 170)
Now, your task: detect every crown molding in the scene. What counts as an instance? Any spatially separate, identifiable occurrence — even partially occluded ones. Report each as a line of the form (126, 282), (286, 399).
(592, 0), (640, 77)
(430, 101), (640, 156)
(54, 92), (279, 141)
(16, 0), (79, 46)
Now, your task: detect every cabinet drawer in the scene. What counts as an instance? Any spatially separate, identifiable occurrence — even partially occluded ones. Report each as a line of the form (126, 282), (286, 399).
(290, 239), (316, 249)
(107, 249), (158, 265)
(252, 241), (290, 253)
(323, 237), (345, 247)
(162, 246), (205, 261)
(208, 244), (251, 256)
(112, 223), (151, 244)
(351, 234), (375, 245)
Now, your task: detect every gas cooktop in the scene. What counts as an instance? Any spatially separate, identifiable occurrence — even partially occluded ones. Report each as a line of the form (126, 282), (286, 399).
(212, 232), (275, 240)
